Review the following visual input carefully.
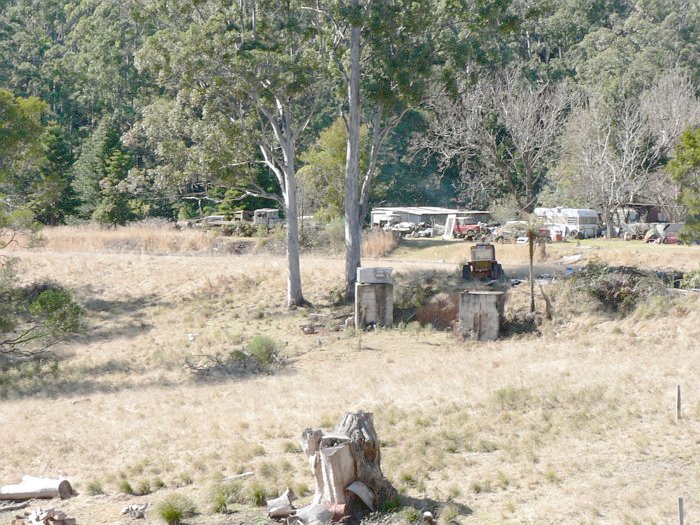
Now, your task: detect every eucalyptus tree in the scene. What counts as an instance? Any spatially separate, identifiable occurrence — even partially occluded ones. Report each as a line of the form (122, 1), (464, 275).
(134, 0), (326, 306)
(320, 0), (435, 297)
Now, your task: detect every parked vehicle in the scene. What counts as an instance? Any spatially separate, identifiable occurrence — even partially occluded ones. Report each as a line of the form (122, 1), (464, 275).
(533, 207), (600, 239)
(253, 208), (282, 228)
(443, 211), (491, 240)
(461, 243), (504, 281)
(643, 223), (684, 244)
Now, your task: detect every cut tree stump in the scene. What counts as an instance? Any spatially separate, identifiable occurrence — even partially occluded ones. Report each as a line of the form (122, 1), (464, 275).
(298, 411), (396, 522)
(0, 477), (73, 501)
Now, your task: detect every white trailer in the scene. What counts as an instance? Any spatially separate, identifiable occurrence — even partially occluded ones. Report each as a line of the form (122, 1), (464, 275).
(534, 207), (600, 239)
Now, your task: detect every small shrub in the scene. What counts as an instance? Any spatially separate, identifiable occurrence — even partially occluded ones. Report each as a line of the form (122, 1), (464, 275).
(117, 479), (134, 495)
(220, 221), (256, 238)
(680, 269), (700, 289)
(493, 386), (532, 411)
(361, 228), (399, 258)
(183, 336), (281, 377)
(544, 468), (561, 484)
(399, 506), (423, 522)
(247, 335), (278, 365)
(156, 494), (197, 525)
(153, 477), (166, 490)
(324, 217), (345, 248)
(570, 263), (667, 314)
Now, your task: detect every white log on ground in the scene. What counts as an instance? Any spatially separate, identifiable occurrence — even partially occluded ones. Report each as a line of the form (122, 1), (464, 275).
(0, 477), (73, 501)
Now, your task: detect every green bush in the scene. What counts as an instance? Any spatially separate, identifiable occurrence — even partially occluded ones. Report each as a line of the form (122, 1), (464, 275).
(183, 335), (281, 377)
(570, 264), (667, 314)
(221, 221), (257, 237)
(680, 269), (700, 290)
(324, 216), (345, 248)
(156, 494), (197, 525)
(247, 335), (278, 365)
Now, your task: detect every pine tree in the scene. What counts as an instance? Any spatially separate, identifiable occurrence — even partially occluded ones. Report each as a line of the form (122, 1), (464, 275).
(30, 123), (75, 225)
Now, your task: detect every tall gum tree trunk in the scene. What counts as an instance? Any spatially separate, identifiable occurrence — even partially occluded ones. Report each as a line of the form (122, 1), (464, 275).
(344, 7), (362, 300)
(285, 166), (304, 306)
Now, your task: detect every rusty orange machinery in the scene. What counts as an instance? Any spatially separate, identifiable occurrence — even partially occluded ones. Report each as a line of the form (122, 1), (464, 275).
(462, 243), (504, 281)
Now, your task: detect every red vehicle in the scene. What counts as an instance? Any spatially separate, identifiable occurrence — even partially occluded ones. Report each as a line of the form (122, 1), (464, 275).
(445, 211), (491, 240)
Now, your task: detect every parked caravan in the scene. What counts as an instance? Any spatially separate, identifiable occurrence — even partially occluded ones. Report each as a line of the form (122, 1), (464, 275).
(533, 207), (600, 239)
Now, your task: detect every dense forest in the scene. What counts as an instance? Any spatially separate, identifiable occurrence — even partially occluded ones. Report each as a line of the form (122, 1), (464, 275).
(1, 0), (699, 236)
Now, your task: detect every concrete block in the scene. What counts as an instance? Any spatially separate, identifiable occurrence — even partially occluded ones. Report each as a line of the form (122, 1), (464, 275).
(356, 267), (393, 284)
(458, 290), (506, 341)
(355, 283), (393, 329)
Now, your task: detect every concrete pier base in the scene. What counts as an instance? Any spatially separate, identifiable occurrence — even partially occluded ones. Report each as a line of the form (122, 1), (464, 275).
(458, 290), (506, 341)
(355, 283), (393, 329)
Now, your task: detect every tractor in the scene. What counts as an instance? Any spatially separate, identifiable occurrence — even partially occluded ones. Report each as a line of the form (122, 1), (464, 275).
(461, 243), (504, 281)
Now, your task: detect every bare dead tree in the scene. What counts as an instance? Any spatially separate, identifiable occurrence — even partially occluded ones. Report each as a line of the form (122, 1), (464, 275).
(640, 69), (700, 154)
(557, 97), (658, 237)
(412, 65), (576, 211)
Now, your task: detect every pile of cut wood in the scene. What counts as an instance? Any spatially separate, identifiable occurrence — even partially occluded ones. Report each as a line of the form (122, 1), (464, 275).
(12, 507), (76, 525)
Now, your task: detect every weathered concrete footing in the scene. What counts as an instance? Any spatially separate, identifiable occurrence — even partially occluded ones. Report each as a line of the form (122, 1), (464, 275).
(458, 290), (506, 341)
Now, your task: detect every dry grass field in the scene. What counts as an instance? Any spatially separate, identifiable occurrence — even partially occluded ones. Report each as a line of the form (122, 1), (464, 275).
(1, 225), (699, 524)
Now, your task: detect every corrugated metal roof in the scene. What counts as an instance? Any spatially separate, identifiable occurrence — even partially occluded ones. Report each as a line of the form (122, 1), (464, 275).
(372, 206), (467, 214)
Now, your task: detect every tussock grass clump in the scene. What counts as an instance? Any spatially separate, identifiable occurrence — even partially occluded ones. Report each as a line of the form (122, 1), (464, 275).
(84, 480), (103, 495)
(156, 493), (197, 525)
(117, 479), (134, 495)
(209, 480), (243, 513)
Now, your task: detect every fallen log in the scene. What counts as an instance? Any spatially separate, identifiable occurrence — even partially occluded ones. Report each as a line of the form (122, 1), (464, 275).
(0, 477), (73, 501)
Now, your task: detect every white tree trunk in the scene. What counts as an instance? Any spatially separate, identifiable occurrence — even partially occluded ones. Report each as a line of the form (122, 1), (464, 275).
(344, 6), (362, 300)
(284, 165), (305, 307)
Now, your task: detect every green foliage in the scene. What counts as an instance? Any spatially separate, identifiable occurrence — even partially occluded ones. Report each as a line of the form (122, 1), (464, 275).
(298, 119), (368, 222)
(221, 221), (257, 238)
(73, 117), (135, 224)
(570, 264), (668, 315)
(667, 127), (700, 242)
(30, 123), (75, 225)
(209, 480), (243, 513)
(1, 271), (84, 370)
(117, 479), (134, 495)
(183, 335), (281, 377)
(84, 480), (104, 495)
(246, 335), (277, 366)
(0, 89), (47, 186)
(680, 269), (700, 290)
(156, 494), (197, 525)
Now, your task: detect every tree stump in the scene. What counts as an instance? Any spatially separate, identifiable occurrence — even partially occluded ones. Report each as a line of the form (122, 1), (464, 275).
(299, 411), (396, 521)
